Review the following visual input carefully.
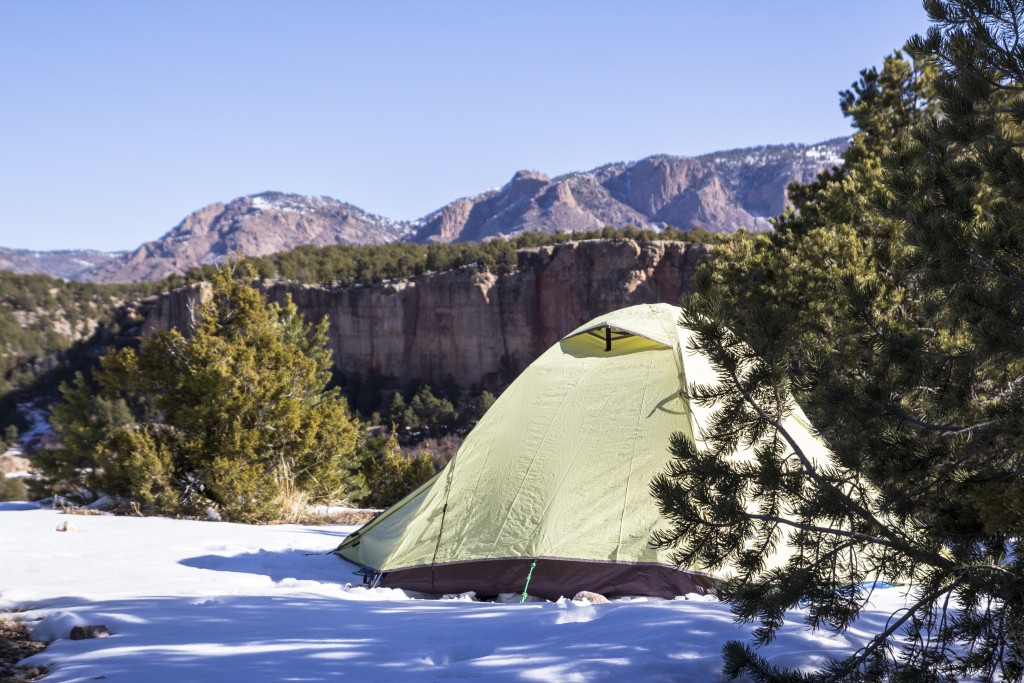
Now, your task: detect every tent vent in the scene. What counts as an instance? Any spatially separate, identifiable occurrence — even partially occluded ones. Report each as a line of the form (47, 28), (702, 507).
(585, 325), (635, 352)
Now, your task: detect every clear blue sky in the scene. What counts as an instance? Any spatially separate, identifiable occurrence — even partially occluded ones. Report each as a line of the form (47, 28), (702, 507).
(0, 0), (929, 252)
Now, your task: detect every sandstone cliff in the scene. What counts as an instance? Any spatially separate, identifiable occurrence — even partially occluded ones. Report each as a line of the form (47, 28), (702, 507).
(142, 239), (707, 390)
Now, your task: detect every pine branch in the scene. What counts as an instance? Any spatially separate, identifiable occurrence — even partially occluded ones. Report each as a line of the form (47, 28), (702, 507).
(831, 578), (961, 681)
(742, 513), (920, 552)
(898, 412), (1000, 436)
(715, 349), (921, 556)
(967, 248), (1024, 287)
(898, 440), (993, 500)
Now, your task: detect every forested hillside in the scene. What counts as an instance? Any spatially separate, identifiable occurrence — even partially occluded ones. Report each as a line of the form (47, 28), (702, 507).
(0, 273), (163, 428)
(196, 225), (724, 285)
(0, 226), (726, 436)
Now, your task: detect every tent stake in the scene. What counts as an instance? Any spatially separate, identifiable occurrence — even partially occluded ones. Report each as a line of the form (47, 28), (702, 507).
(520, 560), (537, 604)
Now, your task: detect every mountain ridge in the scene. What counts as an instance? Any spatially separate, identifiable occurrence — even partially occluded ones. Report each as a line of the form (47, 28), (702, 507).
(1, 138), (846, 283)
(0, 248), (127, 281)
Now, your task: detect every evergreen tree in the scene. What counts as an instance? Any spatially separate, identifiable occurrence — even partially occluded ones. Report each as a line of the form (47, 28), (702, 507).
(34, 372), (135, 502)
(653, 2), (1024, 679)
(459, 390), (496, 428)
(407, 386), (456, 436)
(357, 427), (435, 508)
(42, 262), (361, 521)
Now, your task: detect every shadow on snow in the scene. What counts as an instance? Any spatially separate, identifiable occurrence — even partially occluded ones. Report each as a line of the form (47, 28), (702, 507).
(180, 548), (364, 586)
(20, 592), (735, 682)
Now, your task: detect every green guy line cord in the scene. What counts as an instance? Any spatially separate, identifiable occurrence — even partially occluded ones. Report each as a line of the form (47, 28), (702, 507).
(519, 560), (537, 604)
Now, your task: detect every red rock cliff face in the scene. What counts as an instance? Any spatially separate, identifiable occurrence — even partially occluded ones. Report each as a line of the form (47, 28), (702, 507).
(143, 239), (707, 390)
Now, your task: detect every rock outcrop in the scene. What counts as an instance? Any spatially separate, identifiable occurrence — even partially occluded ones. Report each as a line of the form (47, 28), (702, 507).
(142, 239), (707, 390)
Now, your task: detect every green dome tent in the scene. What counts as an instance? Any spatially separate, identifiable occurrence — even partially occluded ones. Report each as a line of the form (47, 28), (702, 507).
(336, 303), (831, 599)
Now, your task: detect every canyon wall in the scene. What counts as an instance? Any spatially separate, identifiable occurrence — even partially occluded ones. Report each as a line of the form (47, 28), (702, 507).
(142, 239), (708, 390)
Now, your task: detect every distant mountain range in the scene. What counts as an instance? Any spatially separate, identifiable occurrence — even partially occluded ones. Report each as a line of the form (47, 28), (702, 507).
(0, 248), (124, 281)
(1, 138), (846, 283)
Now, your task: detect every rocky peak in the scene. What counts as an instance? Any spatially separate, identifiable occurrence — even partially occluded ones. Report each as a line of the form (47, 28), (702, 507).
(80, 193), (413, 284)
(412, 138), (847, 243)
(506, 170), (551, 201)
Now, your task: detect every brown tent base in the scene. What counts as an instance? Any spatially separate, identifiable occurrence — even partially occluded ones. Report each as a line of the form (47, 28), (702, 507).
(378, 557), (717, 601)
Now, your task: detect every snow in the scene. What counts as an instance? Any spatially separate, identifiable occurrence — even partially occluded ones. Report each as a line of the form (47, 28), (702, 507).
(0, 505), (916, 682)
(251, 195), (300, 214)
(17, 402), (52, 449)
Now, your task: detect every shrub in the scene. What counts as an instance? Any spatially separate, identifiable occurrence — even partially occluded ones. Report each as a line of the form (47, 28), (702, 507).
(37, 262), (361, 522)
(0, 476), (26, 502)
(359, 429), (436, 509)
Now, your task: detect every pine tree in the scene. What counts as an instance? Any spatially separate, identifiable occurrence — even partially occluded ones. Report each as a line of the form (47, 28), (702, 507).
(652, 2), (1024, 679)
(43, 262), (362, 522)
(34, 372), (135, 502)
(358, 427), (435, 508)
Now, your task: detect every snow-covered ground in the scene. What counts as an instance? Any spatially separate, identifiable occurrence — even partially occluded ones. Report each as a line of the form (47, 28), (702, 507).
(0, 503), (912, 682)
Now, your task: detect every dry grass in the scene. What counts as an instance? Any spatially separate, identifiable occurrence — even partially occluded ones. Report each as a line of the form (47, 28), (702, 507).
(58, 505), (106, 516)
(46, 494), (379, 526)
(280, 507), (380, 525)
(318, 508), (380, 525)
(0, 619), (47, 683)
(272, 489), (380, 526)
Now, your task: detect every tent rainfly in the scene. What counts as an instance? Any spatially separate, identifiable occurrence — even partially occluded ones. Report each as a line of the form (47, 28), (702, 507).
(336, 303), (831, 600)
